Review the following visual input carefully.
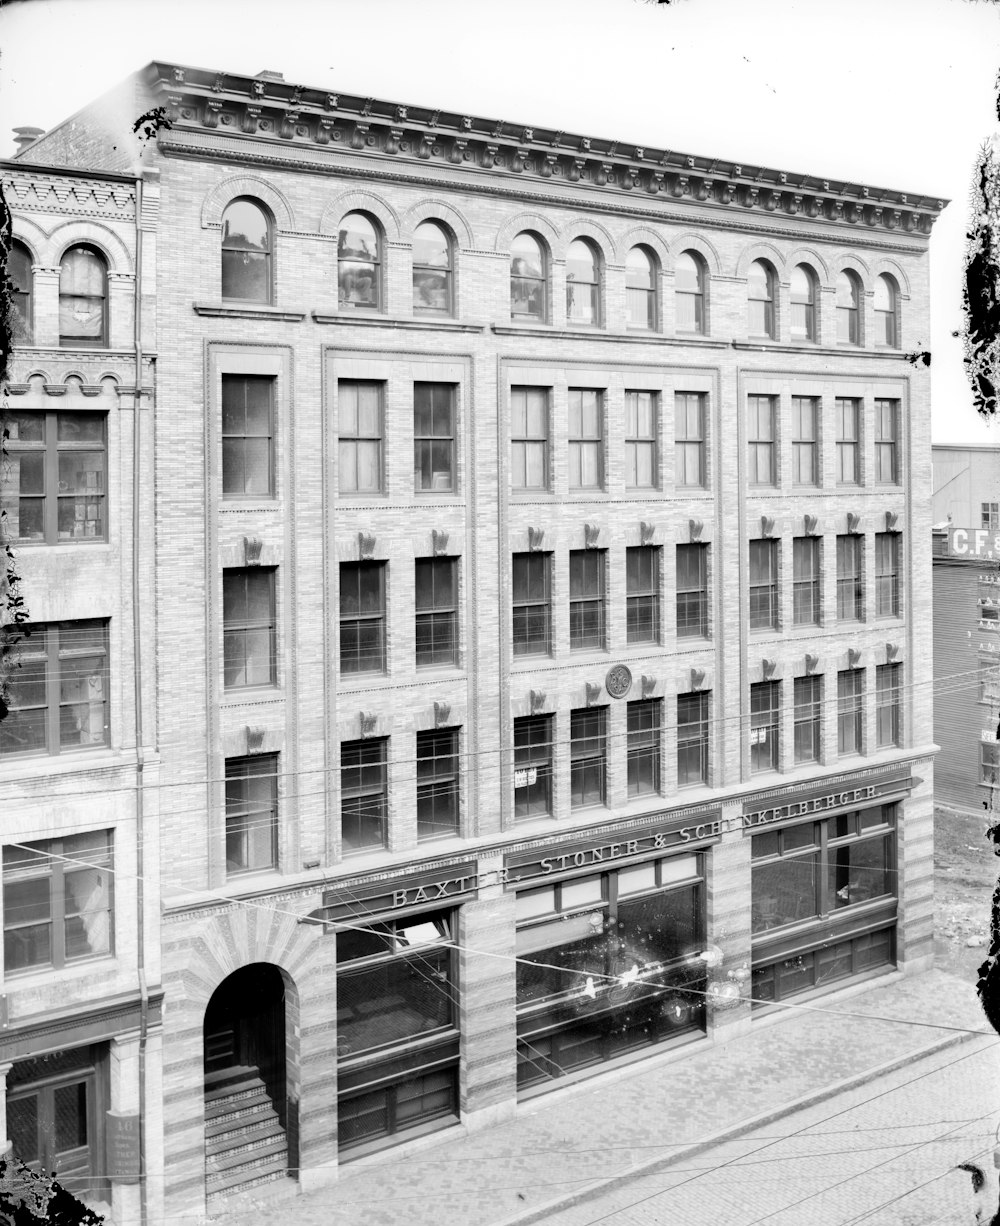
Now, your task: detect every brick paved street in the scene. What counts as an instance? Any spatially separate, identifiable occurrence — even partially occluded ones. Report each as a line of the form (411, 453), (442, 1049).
(204, 968), (992, 1226)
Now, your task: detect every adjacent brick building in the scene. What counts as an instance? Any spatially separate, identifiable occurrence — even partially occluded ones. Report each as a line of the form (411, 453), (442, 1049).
(2, 60), (944, 1223)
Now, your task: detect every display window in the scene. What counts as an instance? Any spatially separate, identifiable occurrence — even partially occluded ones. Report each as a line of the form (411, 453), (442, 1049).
(336, 910), (459, 1154)
(514, 854), (707, 1090)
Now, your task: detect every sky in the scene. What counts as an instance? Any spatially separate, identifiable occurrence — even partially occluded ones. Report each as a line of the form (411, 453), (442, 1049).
(1, 0), (998, 446)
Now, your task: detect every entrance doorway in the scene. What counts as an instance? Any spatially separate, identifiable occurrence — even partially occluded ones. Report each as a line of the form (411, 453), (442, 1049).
(203, 964), (292, 1199)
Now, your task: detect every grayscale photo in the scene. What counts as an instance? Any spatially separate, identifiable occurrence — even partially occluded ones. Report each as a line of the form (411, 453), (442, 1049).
(0, 1), (999, 1222)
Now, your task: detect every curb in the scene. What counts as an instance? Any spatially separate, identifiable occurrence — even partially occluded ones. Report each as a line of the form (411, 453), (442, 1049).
(500, 1026), (985, 1226)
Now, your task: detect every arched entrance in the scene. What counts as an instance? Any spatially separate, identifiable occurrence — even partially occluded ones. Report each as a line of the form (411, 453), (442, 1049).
(203, 963), (294, 1199)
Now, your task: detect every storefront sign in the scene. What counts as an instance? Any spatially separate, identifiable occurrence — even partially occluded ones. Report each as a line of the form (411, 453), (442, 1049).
(320, 860), (486, 921)
(106, 1111), (141, 1184)
(738, 772), (911, 833)
(948, 527), (1000, 558)
(507, 810), (722, 882)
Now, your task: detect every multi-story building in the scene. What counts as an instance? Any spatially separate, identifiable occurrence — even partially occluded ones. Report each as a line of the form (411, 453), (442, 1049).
(0, 156), (162, 1223)
(932, 445), (1000, 815)
(2, 60), (943, 1223)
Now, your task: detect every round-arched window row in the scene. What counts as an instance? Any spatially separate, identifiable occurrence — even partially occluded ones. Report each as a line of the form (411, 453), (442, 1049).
(748, 260), (776, 339)
(221, 197), (273, 304)
(836, 270), (862, 346)
(875, 273), (900, 348)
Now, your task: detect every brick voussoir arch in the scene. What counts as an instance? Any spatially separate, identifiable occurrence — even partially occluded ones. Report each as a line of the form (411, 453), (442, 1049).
(871, 257), (911, 298)
(201, 175), (295, 232)
(784, 246), (833, 287)
(47, 219), (135, 274)
(494, 211), (561, 255)
(617, 225), (670, 268)
(400, 199), (475, 248)
(831, 252), (873, 292)
(665, 232), (723, 277)
(735, 241), (786, 281)
(10, 219), (46, 263)
(553, 218), (618, 264)
(319, 190), (401, 241)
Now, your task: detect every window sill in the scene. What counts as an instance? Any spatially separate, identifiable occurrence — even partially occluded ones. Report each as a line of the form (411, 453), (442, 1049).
(732, 340), (895, 360)
(11, 540), (111, 551)
(220, 687), (284, 704)
(4, 954), (118, 987)
(492, 323), (729, 347)
(0, 747), (127, 784)
(194, 302), (306, 321)
(313, 312), (484, 333)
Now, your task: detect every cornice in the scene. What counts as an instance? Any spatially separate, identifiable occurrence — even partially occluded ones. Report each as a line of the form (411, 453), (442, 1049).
(146, 61), (946, 238)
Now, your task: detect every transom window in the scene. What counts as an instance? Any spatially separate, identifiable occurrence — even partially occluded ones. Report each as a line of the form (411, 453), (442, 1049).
(836, 270), (862, 345)
(59, 246), (107, 348)
(3, 832), (113, 973)
(510, 232), (547, 321)
(0, 622), (108, 758)
(565, 239), (600, 326)
(338, 212), (381, 311)
(412, 221), (453, 314)
(414, 382), (456, 492)
(790, 265), (817, 342)
(675, 251), (705, 333)
(625, 246), (656, 330)
(221, 198), (272, 303)
(748, 260), (775, 339)
(1, 411), (106, 543)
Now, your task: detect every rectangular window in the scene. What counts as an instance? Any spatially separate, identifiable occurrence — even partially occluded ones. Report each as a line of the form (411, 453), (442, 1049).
(675, 393), (706, 488)
(570, 708), (606, 808)
(837, 669), (864, 755)
(875, 533), (901, 618)
(0, 411), (106, 543)
(677, 691), (709, 787)
(747, 396), (776, 486)
(514, 715), (553, 820)
(676, 544), (709, 638)
(876, 663), (901, 748)
(626, 546), (660, 644)
(791, 397), (818, 486)
(982, 742), (1000, 788)
(223, 568), (276, 688)
(339, 562), (386, 674)
(836, 535), (864, 622)
(835, 398), (861, 485)
(414, 383), (456, 493)
(222, 375), (274, 498)
(0, 622), (108, 758)
(749, 539), (779, 631)
(512, 553), (551, 656)
(225, 754), (278, 876)
(415, 558), (458, 667)
(874, 399), (899, 484)
(337, 911), (458, 1150)
(793, 675), (822, 764)
(792, 537), (820, 626)
(3, 832), (113, 974)
(417, 729), (459, 840)
(627, 699), (661, 797)
(750, 681), (780, 773)
(338, 380), (383, 494)
(980, 660), (1000, 705)
(568, 389), (603, 490)
(511, 387), (549, 491)
(341, 738), (388, 852)
(625, 391), (657, 489)
(984, 503), (1000, 531)
(569, 550), (606, 651)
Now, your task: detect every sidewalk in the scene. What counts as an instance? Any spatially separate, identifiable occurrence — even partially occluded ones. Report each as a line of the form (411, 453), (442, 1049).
(208, 968), (991, 1226)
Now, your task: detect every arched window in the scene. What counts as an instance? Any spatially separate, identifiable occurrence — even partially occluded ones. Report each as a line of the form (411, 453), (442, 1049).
(9, 241), (32, 343)
(221, 198), (272, 303)
(59, 246), (107, 348)
(338, 212), (382, 311)
(748, 260), (775, 339)
(790, 265), (817, 342)
(675, 251), (705, 333)
(836, 270), (862, 345)
(412, 221), (453, 315)
(875, 274), (899, 347)
(565, 238), (600, 326)
(510, 232), (547, 321)
(625, 245), (656, 330)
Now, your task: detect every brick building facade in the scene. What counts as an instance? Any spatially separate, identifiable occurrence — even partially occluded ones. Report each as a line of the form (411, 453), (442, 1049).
(2, 61), (943, 1223)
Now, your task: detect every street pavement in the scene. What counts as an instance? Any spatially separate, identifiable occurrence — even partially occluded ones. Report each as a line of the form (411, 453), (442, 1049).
(205, 968), (996, 1226)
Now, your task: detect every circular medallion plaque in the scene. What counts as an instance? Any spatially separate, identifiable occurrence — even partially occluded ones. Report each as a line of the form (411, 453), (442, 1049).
(605, 664), (633, 699)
